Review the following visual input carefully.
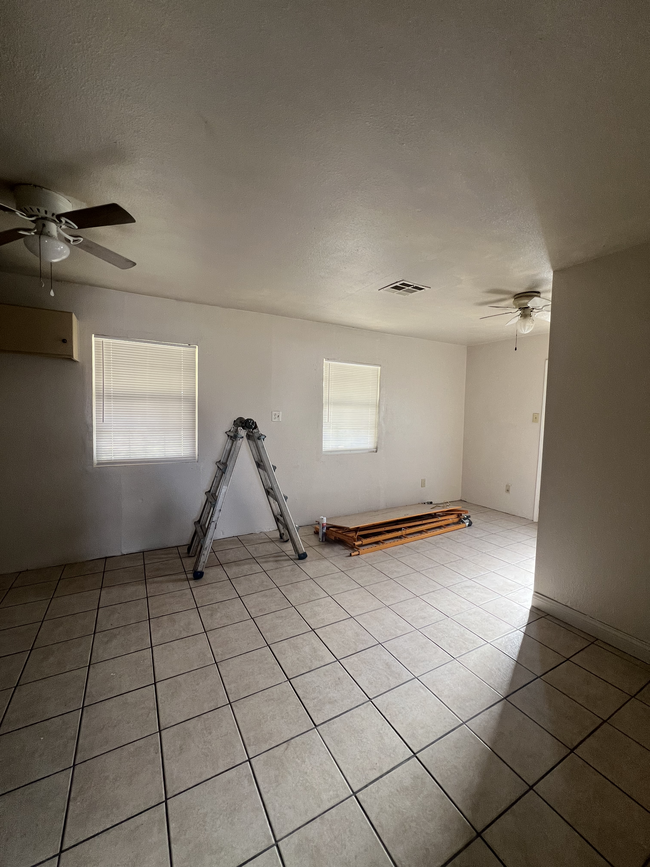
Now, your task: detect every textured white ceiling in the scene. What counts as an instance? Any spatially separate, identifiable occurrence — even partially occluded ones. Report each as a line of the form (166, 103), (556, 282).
(1, 1), (649, 343)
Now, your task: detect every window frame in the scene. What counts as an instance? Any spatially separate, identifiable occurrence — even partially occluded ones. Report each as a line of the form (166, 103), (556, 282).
(92, 334), (198, 467)
(322, 358), (381, 455)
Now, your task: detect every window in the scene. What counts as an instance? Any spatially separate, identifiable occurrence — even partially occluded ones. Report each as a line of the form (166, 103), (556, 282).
(323, 360), (380, 453)
(93, 336), (197, 465)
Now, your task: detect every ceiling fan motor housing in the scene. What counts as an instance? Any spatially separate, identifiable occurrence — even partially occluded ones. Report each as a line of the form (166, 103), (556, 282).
(13, 184), (73, 223)
(513, 290), (542, 309)
(13, 186), (77, 262)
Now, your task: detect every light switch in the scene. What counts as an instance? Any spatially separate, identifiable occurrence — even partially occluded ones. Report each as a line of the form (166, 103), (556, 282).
(421, 478), (426, 488)
(272, 411), (282, 422)
(532, 413), (540, 423)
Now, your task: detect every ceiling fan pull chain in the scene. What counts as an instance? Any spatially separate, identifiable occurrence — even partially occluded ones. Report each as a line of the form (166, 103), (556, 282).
(39, 235), (44, 291)
(50, 261), (54, 297)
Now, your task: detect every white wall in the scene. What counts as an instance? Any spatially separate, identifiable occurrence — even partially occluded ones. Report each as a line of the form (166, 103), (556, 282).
(536, 242), (650, 653)
(0, 273), (466, 572)
(461, 333), (548, 519)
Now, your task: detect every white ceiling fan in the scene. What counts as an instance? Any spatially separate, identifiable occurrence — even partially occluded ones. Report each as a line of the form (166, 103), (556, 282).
(0, 184), (136, 269)
(480, 290), (551, 333)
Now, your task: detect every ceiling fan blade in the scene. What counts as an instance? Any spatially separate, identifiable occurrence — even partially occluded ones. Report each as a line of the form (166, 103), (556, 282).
(528, 296), (551, 309)
(480, 311), (518, 320)
(74, 236), (136, 269)
(0, 227), (26, 247)
(506, 314), (521, 326)
(489, 305), (517, 309)
(535, 310), (551, 321)
(476, 297), (513, 307)
(58, 203), (135, 229)
(0, 201), (30, 220)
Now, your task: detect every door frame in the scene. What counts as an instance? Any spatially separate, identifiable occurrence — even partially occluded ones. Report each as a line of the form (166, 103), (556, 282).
(533, 358), (548, 522)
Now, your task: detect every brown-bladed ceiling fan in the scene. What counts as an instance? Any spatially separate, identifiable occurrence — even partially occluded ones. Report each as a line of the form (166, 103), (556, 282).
(480, 290), (551, 333)
(0, 184), (136, 269)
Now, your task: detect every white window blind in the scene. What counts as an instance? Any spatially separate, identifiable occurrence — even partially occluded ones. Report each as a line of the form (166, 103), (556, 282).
(323, 360), (380, 453)
(93, 336), (198, 465)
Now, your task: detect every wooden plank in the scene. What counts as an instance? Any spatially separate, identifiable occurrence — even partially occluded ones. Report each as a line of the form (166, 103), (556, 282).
(323, 511), (466, 541)
(352, 517), (461, 545)
(326, 503), (457, 530)
(349, 521), (468, 555)
(352, 512), (465, 539)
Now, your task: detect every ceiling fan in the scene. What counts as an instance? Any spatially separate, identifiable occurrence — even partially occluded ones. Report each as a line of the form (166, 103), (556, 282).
(0, 184), (136, 269)
(480, 290), (551, 333)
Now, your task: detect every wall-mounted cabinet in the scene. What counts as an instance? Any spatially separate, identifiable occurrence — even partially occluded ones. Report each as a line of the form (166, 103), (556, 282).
(0, 304), (78, 361)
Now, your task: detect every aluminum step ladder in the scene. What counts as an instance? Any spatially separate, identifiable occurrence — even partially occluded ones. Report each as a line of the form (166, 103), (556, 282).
(187, 417), (307, 579)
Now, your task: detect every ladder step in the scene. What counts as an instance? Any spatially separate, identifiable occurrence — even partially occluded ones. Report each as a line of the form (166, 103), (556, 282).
(264, 487), (277, 501)
(216, 460), (228, 472)
(193, 521), (206, 541)
(255, 461), (276, 474)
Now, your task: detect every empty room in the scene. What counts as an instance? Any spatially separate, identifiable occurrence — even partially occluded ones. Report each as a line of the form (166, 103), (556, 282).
(0, 2), (649, 866)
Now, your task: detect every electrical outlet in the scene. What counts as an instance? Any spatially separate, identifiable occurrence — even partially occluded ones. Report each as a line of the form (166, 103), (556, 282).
(271, 411), (282, 422)
(532, 413), (540, 423)
(421, 478), (426, 488)
(505, 483), (511, 493)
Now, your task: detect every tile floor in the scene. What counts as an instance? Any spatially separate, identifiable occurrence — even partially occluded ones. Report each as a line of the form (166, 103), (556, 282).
(1, 502), (649, 866)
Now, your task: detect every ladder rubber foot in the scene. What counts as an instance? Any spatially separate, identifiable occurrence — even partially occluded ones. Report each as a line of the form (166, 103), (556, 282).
(193, 571), (204, 580)
(298, 552), (308, 560)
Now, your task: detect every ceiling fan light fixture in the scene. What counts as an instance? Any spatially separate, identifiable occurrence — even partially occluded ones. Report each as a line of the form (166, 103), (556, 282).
(517, 311), (535, 334)
(23, 223), (70, 263)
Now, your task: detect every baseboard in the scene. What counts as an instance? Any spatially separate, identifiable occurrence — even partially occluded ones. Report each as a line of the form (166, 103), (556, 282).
(532, 591), (650, 665)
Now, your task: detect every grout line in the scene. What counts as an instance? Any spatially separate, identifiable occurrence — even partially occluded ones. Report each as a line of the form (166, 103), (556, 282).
(0, 566), (68, 730)
(200, 612), (289, 867)
(476, 837), (509, 867)
(56, 801), (166, 860)
(438, 836), (481, 867)
(57, 558), (104, 860)
(143, 567), (180, 867)
(236, 843), (283, 866)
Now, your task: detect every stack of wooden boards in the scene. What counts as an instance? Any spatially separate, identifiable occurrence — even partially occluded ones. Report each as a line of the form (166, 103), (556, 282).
(320, 504), (471, 556)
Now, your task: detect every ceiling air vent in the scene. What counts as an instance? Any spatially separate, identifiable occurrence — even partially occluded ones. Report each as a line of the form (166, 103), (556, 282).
(379, 280), (429, 296)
